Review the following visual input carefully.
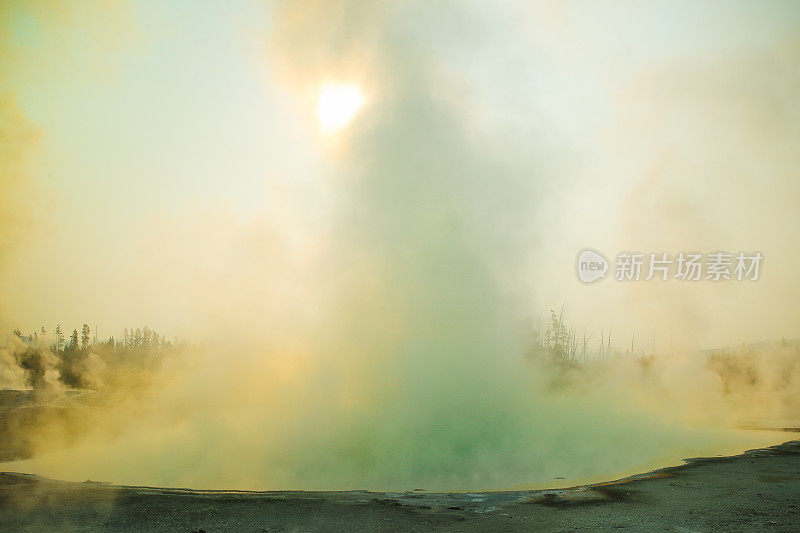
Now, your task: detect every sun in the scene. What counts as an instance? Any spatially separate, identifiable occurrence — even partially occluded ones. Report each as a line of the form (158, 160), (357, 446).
(316, 84), (364, 132)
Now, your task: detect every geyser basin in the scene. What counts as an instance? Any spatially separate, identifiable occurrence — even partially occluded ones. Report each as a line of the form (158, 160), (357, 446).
(5, 425), (791, 492)
(2, 346), (793, 493)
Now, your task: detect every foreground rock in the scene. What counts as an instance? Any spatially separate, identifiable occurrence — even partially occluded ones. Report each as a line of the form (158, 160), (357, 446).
(1, 440), (798, 532)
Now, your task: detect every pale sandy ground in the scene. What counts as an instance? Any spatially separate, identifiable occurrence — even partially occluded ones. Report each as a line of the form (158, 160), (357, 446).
(0, 440), (798, 532)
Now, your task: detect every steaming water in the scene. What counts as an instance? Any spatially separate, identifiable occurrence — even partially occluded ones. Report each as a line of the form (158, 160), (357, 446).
(2, 341), (795, 492)
(3, 424), (790, 492)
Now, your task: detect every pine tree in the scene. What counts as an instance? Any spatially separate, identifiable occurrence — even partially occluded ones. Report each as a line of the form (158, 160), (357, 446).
(81, 324), (91, 350)
(70, 329), (79, 350)
(55, 324), (65, 350)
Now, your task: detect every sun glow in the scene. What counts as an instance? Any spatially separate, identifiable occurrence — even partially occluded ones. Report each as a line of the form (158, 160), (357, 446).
(316, 84), (364, 132)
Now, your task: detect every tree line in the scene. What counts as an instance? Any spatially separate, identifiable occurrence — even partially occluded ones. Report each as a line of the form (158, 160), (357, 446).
(9, 325), (186, 390)
(12, 325), (176, 354)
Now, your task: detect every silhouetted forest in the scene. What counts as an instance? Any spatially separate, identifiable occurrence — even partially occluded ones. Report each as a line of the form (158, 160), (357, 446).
(6, 325), (187, 390)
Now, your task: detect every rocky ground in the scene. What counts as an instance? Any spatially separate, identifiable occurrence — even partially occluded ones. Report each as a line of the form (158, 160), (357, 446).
(1, 440), (798, 532)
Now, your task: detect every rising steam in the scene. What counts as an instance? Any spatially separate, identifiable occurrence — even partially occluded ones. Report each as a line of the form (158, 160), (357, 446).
(1, 1), (799, 491)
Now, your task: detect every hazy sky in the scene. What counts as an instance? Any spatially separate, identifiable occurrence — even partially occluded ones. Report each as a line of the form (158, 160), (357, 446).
(2, 0), (799, 349)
